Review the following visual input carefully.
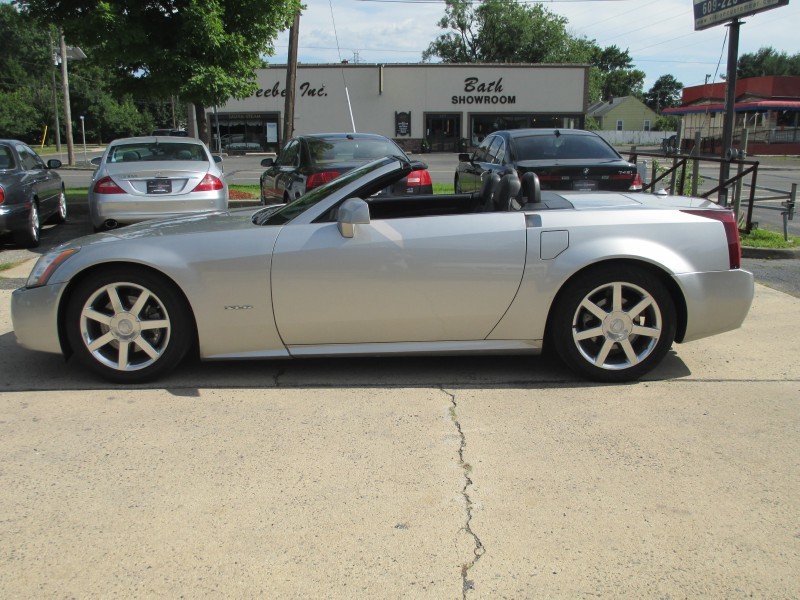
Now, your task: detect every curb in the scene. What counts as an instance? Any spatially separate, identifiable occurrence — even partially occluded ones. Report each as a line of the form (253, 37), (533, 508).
(742, 246), (800, 260)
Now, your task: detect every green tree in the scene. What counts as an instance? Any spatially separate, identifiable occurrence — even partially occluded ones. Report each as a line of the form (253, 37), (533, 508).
(644, 74), (683, 112)
(0, 3), (55, 142)
(424, 0), (581, 64)
(737, 47), (800, 78)
(423, 1), (643, 103)
(588, 45), (645, 101)
(18, 0), (301, 142)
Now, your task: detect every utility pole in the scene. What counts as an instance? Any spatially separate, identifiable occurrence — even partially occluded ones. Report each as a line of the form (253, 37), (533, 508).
(59, 31), (76, 166)
(48, 31), (61, 152)
(718, 18), (741, 207)
(283, 12), (300, 145)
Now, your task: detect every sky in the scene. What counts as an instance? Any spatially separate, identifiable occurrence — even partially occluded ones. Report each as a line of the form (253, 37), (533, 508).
(272, 0), (799, 92)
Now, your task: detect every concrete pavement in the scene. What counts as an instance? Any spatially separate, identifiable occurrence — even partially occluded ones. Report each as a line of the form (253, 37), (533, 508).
(0, 281), (798, 597)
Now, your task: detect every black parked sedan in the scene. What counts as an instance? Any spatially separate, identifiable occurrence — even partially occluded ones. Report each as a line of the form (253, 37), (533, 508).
(455, 129), (642, 194)
(260, 133), (432, 204)
(0, 140), (66, 247)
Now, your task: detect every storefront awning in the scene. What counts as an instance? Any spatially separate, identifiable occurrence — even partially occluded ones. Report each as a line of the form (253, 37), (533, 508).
(664, 100), (800, 115)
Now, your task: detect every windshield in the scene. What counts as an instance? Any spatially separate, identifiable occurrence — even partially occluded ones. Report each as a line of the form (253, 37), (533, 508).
(307, 137), (406, 165)
(107, 142), (207, 163)
(514, 134), (621, 161)
(254, 157), (399, 226)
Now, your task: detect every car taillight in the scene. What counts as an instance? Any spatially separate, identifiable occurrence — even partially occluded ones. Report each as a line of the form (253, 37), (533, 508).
(407, 170), (432, 187)
(93, 176), (125, 194)
(192, 174), (223, 192)
(0, 184), (5, 204)
(306, 171), (341, 190)
(681, 209), (741, 269)
(628, 173), (643, 191)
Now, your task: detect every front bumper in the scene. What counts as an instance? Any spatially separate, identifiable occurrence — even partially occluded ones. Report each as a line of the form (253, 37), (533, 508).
(676, 268), (754, 343)
(11, 282), (68, 355)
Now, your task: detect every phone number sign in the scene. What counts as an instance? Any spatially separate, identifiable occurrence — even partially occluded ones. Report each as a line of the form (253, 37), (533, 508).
(694, 0), (789, 30)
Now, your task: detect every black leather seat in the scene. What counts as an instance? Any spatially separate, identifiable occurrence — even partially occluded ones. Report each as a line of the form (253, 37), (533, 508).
(494, 174), (522, 211)
(520, 172), (542, 207)
(476, 173), (501, 212)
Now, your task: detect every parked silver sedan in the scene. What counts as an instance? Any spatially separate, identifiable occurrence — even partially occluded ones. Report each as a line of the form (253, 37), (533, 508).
(88, 136), (227, 231)
(12, 155), (754, 384)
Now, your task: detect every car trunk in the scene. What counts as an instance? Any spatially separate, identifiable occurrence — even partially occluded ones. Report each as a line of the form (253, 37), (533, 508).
(106, 162), (210, 196)
(515, 159), (638, 191)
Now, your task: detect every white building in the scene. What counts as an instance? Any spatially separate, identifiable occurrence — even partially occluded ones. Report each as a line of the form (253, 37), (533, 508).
(208, 63), (589, 153)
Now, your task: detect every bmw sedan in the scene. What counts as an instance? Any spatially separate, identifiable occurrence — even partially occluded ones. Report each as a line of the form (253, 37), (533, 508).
(0, 139), (66, 247)
(455, 128), (642, 194)
(88, 136), (227, 231)
(259, 133), (432, 204)
(12, 155), (753, 384)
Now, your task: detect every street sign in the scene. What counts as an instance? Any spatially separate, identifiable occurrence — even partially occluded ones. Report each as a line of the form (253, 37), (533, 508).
(694, 0), (789, 31)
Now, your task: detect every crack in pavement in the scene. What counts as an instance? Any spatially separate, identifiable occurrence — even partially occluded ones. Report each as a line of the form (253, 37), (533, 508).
(442, 386), (485, 598)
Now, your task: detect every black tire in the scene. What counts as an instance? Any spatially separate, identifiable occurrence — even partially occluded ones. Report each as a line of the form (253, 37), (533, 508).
(65, 267), (193, 383)
(51, 188), (68, 224)
(550, 265), (677, 382)
(13, 201), (40, 248)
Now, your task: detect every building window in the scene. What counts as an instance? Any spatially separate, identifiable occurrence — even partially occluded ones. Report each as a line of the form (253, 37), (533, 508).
(644, 120), (651, 132)
(616, 120), (624, 131)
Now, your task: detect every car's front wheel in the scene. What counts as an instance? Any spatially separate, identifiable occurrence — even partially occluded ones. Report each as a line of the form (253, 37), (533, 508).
(550, 265), (676, 382)
(65, 267), (193, 383)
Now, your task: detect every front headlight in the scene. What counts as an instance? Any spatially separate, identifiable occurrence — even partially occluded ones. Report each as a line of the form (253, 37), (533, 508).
(26, 248), (80, 288)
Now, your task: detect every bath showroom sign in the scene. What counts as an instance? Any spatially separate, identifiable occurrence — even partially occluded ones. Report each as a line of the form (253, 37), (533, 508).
(452, 77), (516, 105)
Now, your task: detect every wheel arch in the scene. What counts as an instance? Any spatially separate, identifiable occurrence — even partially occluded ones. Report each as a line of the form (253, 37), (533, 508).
(543, 258), (688, 351)
(56, 261), (199, 359)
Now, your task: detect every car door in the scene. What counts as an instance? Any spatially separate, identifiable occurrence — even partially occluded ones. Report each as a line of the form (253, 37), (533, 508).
(459, 136), (494, 193)
(270, 211), (528, 346)
(262, 139), (301, 202)
(16, 144), (59, 214)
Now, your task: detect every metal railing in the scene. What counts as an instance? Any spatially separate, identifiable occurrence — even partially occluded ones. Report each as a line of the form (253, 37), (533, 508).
(628, 148), (797, 240)
(628, 148), (762, 232)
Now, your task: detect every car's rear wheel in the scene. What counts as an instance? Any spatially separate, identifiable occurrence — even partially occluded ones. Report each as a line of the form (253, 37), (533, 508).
(65, 268), (193, 383)
(13, 201), (40, 248)
(551, 265), (676, 382)
(52, 189), (68, 224)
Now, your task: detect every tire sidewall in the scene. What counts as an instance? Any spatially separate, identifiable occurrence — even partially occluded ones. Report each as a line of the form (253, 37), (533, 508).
(551, 265), (677, 382)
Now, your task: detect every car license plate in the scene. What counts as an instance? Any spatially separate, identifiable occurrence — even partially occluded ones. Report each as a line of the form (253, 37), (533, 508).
(147, 179), (172, 194)
(572, 180), (598, 191)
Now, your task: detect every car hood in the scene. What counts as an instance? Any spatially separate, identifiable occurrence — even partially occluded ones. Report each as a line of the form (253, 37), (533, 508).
(63, 206), (268, 250)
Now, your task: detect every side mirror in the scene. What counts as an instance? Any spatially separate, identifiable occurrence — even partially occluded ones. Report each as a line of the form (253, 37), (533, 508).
(260, 157), (275, 168)
(46, 159), (62, 169)
(458, 152), (472, 163)
(90, 156), (102, 167)
(337, 197), (370, 238)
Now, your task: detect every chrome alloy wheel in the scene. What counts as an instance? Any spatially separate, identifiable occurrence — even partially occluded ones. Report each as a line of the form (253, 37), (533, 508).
(79, 282), (172, 371)
(571, 280), (662, 371)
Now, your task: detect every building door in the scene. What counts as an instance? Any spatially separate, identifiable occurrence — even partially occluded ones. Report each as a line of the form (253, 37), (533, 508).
(425, 113), (461, 152)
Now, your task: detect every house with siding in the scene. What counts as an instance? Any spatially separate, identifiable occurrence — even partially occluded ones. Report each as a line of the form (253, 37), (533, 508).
(587, 96), (659, 131)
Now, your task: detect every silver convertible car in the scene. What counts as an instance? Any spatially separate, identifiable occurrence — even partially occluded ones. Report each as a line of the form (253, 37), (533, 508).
(11, 155), (754, 384)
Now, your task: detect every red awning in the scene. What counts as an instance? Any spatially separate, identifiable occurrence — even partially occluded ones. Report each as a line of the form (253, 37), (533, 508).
(664, 100), (800, 115)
